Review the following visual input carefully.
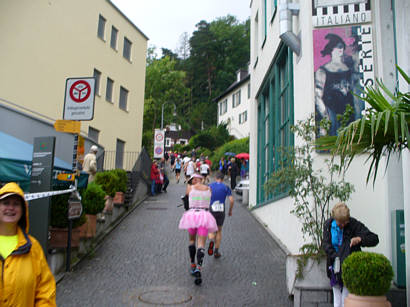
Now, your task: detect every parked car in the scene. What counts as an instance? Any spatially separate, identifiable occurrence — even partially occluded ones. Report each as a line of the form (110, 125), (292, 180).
(234, 179), (249, 195)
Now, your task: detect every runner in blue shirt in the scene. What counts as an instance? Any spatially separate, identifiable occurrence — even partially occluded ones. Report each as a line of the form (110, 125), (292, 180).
(207, 171), (234, 258)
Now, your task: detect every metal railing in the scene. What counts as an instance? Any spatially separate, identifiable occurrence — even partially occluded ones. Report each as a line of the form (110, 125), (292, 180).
(100, 150), (140, 171)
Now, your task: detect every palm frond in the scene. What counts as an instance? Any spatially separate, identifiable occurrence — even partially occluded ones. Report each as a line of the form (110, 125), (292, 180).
(315, 66), (409, 185)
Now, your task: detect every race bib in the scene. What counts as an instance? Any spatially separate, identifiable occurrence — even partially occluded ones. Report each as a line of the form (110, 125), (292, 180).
(211, 200), (224, 212)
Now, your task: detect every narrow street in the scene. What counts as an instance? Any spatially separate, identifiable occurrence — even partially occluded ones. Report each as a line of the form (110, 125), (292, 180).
(57, 175), (292, 306)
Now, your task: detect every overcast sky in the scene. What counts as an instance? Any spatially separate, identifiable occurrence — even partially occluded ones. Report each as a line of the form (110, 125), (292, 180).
(111, 0), (250, 53)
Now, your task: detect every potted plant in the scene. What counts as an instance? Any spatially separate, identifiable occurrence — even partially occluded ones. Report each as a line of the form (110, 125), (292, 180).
(111, 169), (128, 205)
(49, 193), (86, 248)
(264, 115), (354, 283)
(342, 251), (393, 306)
(82, 182), (105, 237)
(95, 171), (119, 214)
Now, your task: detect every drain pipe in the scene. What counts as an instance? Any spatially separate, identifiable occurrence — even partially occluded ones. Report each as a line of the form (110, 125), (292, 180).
(279, 0), (301, 56)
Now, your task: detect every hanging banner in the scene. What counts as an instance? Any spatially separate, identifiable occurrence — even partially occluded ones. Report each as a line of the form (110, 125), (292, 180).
(153, 129), (165, 159)
(313, 24), (374, 137)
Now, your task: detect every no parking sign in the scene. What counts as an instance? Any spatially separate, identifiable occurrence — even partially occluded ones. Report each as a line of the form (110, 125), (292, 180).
(63, 77), (95, 120)
(153, 129), (165, 159)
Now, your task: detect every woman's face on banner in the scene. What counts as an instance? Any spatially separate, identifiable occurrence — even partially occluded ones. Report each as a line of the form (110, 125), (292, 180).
(331, 42), (345, 58)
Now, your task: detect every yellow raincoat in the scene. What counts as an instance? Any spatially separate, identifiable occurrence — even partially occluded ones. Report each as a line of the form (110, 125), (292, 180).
(0, 182), (56, 306)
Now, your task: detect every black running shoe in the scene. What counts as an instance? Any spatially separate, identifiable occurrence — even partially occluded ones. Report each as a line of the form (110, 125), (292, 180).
(194, 267), (202, 285)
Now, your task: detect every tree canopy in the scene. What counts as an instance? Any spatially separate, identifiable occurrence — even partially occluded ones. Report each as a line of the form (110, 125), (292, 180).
(143, 14), (250, 147)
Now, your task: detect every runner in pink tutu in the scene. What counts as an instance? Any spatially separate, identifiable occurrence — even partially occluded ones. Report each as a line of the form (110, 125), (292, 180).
(178, 173), (217, 285)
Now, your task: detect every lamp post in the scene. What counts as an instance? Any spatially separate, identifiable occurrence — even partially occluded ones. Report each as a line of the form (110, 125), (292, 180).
(161, 102), (176, 130)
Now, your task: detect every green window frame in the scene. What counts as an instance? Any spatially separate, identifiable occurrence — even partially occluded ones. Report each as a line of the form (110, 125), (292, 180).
(256, 44), (294, 206)
(262, 0), (267, 47)
(271, 0), (277, 22)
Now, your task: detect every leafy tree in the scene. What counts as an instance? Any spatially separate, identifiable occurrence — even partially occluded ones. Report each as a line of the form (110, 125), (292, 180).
(143, 56), (190, 149)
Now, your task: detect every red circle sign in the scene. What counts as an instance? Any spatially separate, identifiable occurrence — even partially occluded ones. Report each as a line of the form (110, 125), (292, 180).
(155, 146), (163, 155)
(155, 133), (164, 142)
(69, 80), (91, 103)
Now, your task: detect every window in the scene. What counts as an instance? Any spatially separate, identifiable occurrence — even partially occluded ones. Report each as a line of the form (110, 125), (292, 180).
(257, 44), (293, 205)
(119, 86), (128, 111)
(223, 100), (227, 113)
(123, 37), (132, 60)
(239, 110), (248, 124)
(97, 15), (106, 40)
(88, 127), (100, 143)
(115, 139), (125, 169)
(248, 83), (251, 99)
(253, 12), (259, 67)
(110, 26), (118, 50)
(219, 102), (223, 116)
(106, 77), (114, 102)
(93, 69), (101, 96)
(262, 0), (267, 46)
(232, 90), (241, 108)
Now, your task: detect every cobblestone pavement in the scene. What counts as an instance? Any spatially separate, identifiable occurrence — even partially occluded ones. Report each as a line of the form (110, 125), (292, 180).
(57, 175), (293, 306)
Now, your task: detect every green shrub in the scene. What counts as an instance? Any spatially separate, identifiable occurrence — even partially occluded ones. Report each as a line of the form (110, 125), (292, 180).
(342, 251), (393, 296)
(111, 169), (128, 193)
(95, 171), (119, 197)
(189, 124), (231, 151)
(82, 182), (106, 215)
(210, 137), (249, 169)
(50, 193), (86, 228)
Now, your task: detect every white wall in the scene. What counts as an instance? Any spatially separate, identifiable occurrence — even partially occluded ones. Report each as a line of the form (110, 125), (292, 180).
(249, 0), (394, 268)
(217, 80), (251, 139)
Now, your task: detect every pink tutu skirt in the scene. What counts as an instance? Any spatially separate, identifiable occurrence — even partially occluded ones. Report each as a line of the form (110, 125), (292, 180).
(178, 209), (218, 233)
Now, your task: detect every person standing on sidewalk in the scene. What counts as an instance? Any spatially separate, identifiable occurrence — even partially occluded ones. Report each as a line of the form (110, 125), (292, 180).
(83, 145), (98, 183)
(0, 182), (56, 306)
(207, 171), (234, 258)
(178, 174), (218, 285)
(150, 160), (159, 196)
(159, 157), (170, 192)
(228, 157), (239, 190)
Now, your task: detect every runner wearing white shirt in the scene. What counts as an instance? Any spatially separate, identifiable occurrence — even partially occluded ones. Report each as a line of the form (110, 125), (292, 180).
(185, 159), (195, 180)
(199, 162), (210, 183)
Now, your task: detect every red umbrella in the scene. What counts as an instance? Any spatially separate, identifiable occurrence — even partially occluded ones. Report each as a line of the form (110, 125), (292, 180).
(235, 153), (249, 160)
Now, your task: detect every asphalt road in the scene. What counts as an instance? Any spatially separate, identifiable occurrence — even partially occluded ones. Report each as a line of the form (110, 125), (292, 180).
(56, 174), (293, 306)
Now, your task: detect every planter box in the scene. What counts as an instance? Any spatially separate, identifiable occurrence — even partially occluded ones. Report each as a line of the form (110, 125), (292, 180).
(49, 227), (81, 248)
(113, 191), (124, 204)
(287, 255), (331, 307)
(85, 214), (97, 238)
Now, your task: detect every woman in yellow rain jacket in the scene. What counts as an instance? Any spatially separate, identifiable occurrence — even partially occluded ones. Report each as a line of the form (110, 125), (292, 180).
(0, 182), (56, 306)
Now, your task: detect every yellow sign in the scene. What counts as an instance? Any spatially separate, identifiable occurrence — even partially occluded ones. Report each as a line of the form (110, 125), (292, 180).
(54, 120), (81, 134)
(57, 173), (76, 181)
(77, 135), (85, 165)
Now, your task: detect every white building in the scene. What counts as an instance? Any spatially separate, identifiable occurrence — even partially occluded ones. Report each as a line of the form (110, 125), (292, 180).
(249, 0), (408, 302)
(215, 69), (251, 139)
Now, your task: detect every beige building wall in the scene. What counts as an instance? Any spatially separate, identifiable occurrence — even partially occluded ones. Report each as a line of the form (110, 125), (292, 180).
(0, 0), (147, 158)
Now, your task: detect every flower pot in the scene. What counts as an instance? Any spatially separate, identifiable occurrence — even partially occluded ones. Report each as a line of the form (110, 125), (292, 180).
(49, 227), (81, 248)
(85, 214), (97, 238)
(113, 191), (125, 205)
(77, 222), (87, 238)
(344, 294), (391, 307)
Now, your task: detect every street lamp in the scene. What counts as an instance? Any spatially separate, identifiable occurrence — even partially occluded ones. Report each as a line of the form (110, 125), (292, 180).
(161, 102), (176, 130)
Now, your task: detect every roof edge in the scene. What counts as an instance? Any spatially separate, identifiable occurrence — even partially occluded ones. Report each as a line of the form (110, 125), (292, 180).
(213, 74), (250, 102)
(106, 0), (149, 41)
